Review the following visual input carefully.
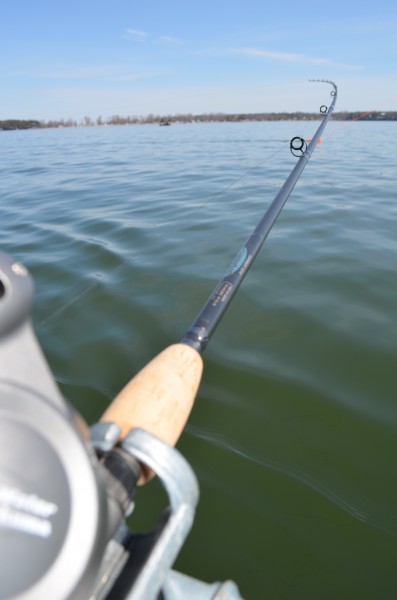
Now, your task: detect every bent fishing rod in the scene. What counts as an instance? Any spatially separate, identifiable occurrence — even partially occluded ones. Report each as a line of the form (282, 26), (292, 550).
(101, 79), (338, 479)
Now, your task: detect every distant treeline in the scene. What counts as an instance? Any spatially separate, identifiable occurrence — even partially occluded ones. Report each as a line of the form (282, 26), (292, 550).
(0, 119), (42, 130)
(2, 111), (397, 131)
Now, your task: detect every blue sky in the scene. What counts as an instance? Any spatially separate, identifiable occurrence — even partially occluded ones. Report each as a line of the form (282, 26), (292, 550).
(2, 0), (396, 120)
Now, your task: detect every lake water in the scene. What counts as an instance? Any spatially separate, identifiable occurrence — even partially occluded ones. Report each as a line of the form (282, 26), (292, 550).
(1, 120), (397, 599)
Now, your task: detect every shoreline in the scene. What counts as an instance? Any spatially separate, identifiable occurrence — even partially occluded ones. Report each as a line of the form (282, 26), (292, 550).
(1, 111), (396, 131)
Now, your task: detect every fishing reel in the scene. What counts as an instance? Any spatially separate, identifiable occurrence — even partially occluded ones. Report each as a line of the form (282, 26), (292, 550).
(0, 252), (241, 600)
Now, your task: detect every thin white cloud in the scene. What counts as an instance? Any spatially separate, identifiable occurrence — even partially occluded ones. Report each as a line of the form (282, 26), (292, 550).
(14, 65), (122, 79)
(231, 47), (365, 71)
(124, 28), (148, 41)
(12, 64), (172, 82)
(156, 35), (181, 45)
(123, 28), (181, 45)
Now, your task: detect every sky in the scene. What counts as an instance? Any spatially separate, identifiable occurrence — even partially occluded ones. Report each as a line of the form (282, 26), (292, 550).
(1, 0), (396, 121)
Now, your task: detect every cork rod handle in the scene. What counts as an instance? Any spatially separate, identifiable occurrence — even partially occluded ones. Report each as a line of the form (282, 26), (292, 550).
(100, 343), (203, 483)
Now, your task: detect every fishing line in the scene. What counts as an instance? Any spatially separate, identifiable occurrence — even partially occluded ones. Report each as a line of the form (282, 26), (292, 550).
(160, 123), (314, 221)
(187, 424), (397, 537)
(37, 108), (316, 328)
(317, 92), (397, 144)
(39, 277), (102, 327)
(130, 120), (314, 231)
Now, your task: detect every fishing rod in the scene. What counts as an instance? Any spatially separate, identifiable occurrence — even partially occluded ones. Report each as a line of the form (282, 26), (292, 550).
(100, 79), (338, 478)
(0, 79), (337, 599)
(182, 79), (338, 353)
